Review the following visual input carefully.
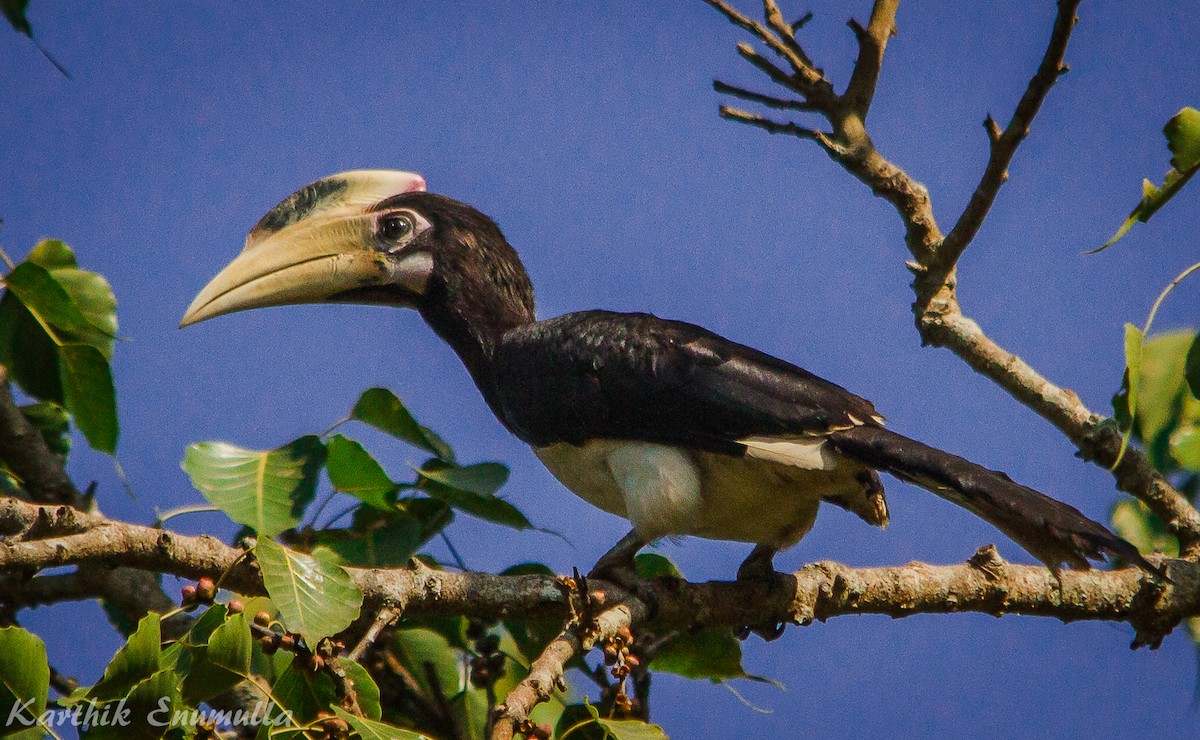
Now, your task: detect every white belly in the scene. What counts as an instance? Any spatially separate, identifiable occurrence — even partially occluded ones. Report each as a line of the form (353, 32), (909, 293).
(533, 439), (869, 547)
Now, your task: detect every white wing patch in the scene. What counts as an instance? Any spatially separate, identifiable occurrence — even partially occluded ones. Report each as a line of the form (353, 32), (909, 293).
(739, 436), (835, 470)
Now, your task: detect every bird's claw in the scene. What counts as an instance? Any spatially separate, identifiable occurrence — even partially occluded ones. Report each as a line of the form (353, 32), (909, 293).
(735, 545), (787, 640)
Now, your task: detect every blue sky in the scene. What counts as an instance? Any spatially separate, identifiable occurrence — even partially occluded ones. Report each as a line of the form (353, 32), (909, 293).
(3, 1), (1199, 737)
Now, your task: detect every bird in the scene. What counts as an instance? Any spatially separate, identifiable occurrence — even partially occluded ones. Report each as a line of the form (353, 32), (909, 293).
(181, 169), (1154, 594)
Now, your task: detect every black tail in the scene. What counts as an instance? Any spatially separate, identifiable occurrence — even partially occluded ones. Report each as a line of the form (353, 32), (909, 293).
(828, 425), (1158, 573)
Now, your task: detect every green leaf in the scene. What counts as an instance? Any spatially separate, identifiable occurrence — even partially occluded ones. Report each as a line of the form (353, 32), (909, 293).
(53, 267), (118, 358)
(649, 628), (747, 681)
(0, 291), (63, 402)
(332, 707), (432, 740)
(326, 434), (399, 510)
(187, 602), (230, 645)
(339, 660), (381, 720)
(556, 704), (609, 740)
(557, 703), (669, 740)
(27, 239), (77, 269)
(417, 460), (531, 530)
(183, 435), (325, 537)
(181, 611), (252, 704)
(267, 662), (336, 730)
(1095, 107), (1200, 251)
(1, 0), (32, 36)
(350, 388), (454, 462)
(315, 501), (450, 567)
(256, 538), (363, 644)
(1167, 106), (1200, 171)
(390, 628), (462, 698)
(81, 670), (183, 740)
(417, 461), (508, 497)
(1111, 498), (1178, 558)
(634, 553), (683, 580)
(1186, 335), (1200, 401)
(22, 240), (119, 357)
(20, 401), (70, 461)
(0, 626), (50, 733)
(59, 343), (118, 453)
(1123, 322), (1144, 425)
(597, 718), (670, 740)
(89, 613), (161, 701)
(1171, 427), (1200, 472)
(390, 627), (492, 736)
(3, 262), (99, 339)
(1120, 330), (1200, 471)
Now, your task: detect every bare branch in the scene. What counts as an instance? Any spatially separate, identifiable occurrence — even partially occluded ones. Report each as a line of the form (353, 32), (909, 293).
(701, 0), (811, 78)
(346, 605), (399, 663)
(734, 41), (801, 92)
(713, 80), (816, 111)
(762, 0), (815, 69)
(843, 0), (901, 119)
(704, 0), (838, 108)
(704, 0), (1200, 554)
(939, 0), (1082, 266)
(719, 105), (839, 150)
(492, 603), (646, 740)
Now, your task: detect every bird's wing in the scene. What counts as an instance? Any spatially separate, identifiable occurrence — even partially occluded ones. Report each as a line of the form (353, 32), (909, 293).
(496, 310), (1155, 573)
(494, 310), (883, 452)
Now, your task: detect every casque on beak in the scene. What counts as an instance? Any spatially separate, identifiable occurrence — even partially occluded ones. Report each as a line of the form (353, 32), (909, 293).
(180, 170), (427, 327)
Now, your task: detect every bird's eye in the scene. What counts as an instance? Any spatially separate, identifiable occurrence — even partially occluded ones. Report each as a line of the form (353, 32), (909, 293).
(378, 213), (414, 242)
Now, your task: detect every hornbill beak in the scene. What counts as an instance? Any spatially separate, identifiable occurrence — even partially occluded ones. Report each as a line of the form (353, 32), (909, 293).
(180, 170), (428, 327)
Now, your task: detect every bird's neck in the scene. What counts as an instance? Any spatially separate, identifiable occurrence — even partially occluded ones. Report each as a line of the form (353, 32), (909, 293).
(419, 260), (535, 404)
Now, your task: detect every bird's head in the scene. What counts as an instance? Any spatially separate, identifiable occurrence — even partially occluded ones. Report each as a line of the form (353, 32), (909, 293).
(180, 170), (534, 339)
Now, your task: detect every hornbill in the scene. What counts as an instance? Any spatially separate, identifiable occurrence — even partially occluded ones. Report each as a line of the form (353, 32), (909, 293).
(181, 170), (1153, 590)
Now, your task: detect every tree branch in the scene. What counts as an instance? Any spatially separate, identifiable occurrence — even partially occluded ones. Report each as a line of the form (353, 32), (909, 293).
(0, 498), (1192, 650)
(0, 370), (179, 628)
(702, 0), (838, 107)
(713, 80), (816, 111)
(938, 0), (1080, 267)
(0, 366), (82, 506)
(491, 603), (645, 740)
(705, 0), (1200, 555)
(843, 0), (901, 119)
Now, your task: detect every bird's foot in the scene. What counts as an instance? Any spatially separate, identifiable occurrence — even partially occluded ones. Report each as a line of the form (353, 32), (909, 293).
(735, 545), (787, 641)
(736, 545), (780, 585)
(588, 530), (658, 618)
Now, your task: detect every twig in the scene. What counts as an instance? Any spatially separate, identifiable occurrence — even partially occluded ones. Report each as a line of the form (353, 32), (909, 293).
(703, 0), (837, 106)
(762, 0), (815, 69)
(347, 605), (399, 662)
(423, 661), (462, 740)
(718, 106), (838, 151)
(843, 0), (901, 119)
(49, 666), (78, 697)
(491, 602), (648, 740)
(701, 0), (810, 78)
(713, 80), (816, 111)
(381, 650), (446, 731)
(939, 0), (1082, 266)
